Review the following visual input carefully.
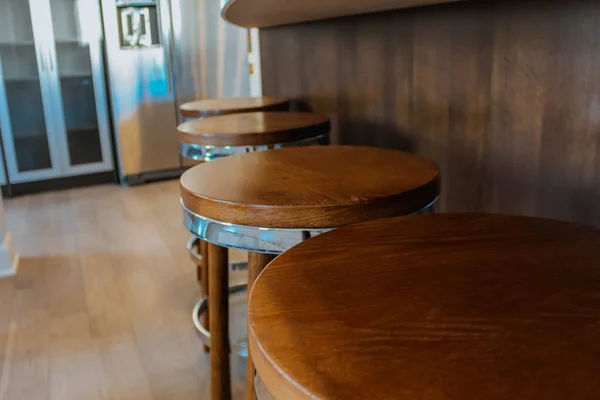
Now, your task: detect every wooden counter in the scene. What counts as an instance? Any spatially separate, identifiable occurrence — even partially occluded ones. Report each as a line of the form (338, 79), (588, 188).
(222, 0), (465, 28)
(258, 0), (600, 227)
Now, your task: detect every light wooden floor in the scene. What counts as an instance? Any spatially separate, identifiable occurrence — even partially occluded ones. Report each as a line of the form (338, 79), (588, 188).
(0, 180), (248, 400)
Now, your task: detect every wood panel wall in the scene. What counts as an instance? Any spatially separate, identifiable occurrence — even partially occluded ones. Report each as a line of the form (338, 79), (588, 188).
(259, 0), (600, 226)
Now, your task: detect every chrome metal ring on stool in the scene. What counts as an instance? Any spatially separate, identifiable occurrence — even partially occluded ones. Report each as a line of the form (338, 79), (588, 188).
(192, 284), (249, 357)
(179, 135), (326, 162)
(183, 203), (331, 254)
(182, 197), (439, 255)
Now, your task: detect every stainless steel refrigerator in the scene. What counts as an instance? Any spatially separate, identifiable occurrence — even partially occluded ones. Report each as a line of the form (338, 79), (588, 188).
(101, 0), (250, 185)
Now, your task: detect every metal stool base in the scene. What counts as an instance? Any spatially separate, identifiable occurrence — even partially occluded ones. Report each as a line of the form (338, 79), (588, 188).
(192, 284), (249, 358)
(179, 135), (326, 162)
(183, 197), (439, 254)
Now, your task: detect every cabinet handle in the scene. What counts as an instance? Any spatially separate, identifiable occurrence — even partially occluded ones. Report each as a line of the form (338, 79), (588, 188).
(38, 50), (47, 72)
(47, 50), (54, 72)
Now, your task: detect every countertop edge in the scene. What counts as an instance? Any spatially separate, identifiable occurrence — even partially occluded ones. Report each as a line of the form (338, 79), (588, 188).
(221, 0), (467, 28)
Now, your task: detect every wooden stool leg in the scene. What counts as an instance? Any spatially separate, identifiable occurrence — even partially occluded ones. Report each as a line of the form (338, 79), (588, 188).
(208, 243), (231, 400)
(200, 239), (210, 353)
(195, 238), (205, 284)
(247, 252), (276, 400)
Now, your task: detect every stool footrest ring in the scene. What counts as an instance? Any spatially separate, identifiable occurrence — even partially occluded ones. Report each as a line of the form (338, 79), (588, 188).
(192, 284), (249, 358)
(187, 236), (202, 263)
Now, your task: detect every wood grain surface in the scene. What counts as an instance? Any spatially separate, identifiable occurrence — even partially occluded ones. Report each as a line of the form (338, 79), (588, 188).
(177, 112), (330, 147)
(179, 97), (290, 118)
(259, 0), (600, 227)
(180, 146), (440, 228)
(249, 213), (600, 400)
(222, 0), (464, 28)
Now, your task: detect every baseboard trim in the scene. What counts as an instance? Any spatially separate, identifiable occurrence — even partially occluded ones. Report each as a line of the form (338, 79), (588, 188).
(121, 168), (187, 186)
(0, 233), (19, 278)
(2, 171), (118, 197)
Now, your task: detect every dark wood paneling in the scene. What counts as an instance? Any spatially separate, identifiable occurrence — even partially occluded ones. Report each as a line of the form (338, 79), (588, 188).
(260, 0), (600, 226)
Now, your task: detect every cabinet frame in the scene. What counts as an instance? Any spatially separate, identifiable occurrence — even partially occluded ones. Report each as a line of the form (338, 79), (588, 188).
(0, 0), (113, 184)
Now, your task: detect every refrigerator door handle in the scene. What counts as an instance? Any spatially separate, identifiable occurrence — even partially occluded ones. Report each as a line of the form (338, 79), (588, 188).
(159, 0), (174, 95)
(164, 42), (173, 94)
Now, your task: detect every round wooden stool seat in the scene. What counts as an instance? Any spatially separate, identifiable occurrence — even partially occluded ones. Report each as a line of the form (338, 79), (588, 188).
(179, 96), (289, 118)
(249, 214), (600, 400)
(178, 112), (330, 161)
(180, 146), (440, 252)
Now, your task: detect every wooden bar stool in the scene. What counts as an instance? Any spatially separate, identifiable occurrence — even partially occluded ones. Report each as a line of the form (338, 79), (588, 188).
(180, 97), (291, 293)
(180, 96), (290, 119)
(180, 146), (440, 400)
(178, 112), (329, 162)
(180, 112), (330, 359)
(248, 214), (600, 400)
(176, 95), (305, 353)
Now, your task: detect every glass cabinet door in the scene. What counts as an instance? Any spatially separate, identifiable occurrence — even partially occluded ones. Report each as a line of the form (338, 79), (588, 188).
(0, 0), (62, 182)
(47, 0), (113, 173)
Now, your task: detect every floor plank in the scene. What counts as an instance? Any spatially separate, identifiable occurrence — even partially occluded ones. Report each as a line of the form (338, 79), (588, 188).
(1, 180), (248, 400)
